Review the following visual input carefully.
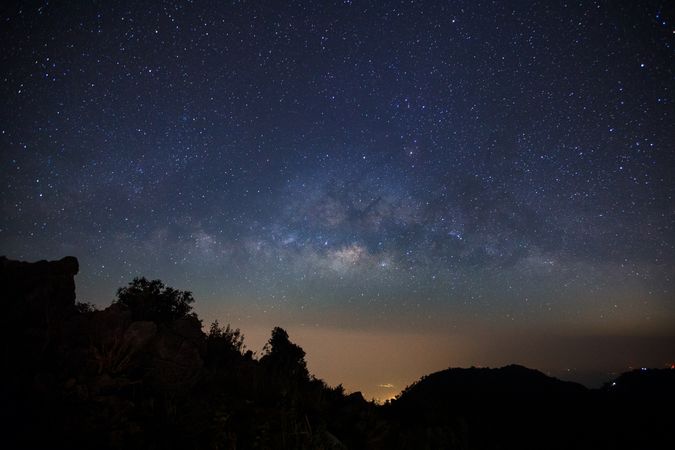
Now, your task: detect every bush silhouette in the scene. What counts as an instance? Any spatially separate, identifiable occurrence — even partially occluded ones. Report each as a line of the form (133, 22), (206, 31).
(114, 277), (196, 323)
(205, 320), (246, 368)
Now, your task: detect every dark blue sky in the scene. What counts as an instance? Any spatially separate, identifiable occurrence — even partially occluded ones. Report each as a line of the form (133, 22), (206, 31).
(1, 0), (673, 399)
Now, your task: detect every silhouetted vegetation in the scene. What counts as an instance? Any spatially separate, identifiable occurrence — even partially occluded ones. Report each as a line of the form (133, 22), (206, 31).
(1, 256), (673, 449)
(261, 326), (310, 380)
(205, 320), (246, 368)
(74, 300), (97, 313)
(114, 276), (196, 322)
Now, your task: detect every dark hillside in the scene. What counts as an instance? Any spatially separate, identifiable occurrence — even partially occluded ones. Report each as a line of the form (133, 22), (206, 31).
(1, 256), (673, 449)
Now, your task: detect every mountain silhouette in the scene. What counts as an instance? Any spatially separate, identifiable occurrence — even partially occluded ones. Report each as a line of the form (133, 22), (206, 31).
(1, 256), (673, 449)
(397, 364), (587, 399)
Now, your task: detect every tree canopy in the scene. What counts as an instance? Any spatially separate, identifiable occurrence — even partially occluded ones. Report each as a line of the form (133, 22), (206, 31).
(260, 326), (308, 380)
(114, 277), (195, 323)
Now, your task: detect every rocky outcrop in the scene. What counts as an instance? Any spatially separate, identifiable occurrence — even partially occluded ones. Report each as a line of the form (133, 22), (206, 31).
(150, 316), (204, 388)
(1, 255), (79, 325)
(1, 255), (80, 385)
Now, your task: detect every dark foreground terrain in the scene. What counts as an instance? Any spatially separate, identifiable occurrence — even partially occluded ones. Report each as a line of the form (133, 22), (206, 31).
(1, 256), (673, 449)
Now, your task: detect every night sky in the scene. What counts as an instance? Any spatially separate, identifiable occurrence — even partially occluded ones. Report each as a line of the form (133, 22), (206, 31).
(2, 0), (674, 401)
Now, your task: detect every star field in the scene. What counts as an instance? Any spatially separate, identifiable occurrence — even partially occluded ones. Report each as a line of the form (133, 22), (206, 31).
(1, 0), (674, 397)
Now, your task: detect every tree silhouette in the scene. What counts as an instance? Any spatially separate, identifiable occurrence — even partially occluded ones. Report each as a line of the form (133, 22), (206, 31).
(260, 326), (308, 381)
(114, 277), (195, 323)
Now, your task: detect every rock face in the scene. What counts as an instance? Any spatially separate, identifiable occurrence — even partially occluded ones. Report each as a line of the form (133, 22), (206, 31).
(150, 316), (205, 388)
(1, 255), (79, 325)
(1, 256), (80, 385)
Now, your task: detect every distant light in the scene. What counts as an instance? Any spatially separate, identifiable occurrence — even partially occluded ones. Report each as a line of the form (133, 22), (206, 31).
(611, 382), (616, 386)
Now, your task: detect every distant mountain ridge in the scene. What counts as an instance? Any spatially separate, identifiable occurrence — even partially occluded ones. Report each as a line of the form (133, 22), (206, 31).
(398, 364), (587, 398)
